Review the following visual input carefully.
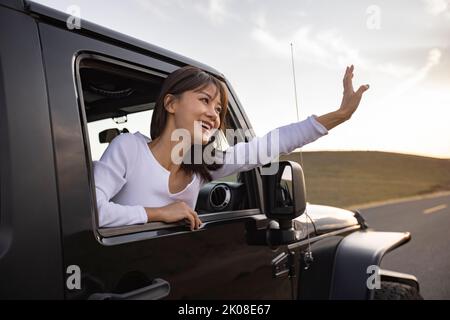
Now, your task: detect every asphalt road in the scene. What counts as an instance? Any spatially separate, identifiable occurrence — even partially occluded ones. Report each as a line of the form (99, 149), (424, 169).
(357, 193), (450, 300)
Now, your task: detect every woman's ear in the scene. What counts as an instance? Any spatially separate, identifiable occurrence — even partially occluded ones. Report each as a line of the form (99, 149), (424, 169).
(163, 94), (177, 114)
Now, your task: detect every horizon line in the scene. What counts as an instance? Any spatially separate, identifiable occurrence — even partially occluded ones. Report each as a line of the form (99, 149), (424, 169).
(292, 149), (450, 160)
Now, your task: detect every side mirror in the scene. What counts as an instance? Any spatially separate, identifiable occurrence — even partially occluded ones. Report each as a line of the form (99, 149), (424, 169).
(265, 161), (306, 220)
(262, 161), (307, 244)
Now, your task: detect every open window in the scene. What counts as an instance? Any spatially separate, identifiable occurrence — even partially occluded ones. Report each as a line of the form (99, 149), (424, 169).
(75, 54), (256, 236)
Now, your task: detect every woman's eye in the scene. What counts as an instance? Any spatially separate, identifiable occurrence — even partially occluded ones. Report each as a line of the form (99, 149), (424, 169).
(201, 97), (208, 104)
(215, 106), (222, 113)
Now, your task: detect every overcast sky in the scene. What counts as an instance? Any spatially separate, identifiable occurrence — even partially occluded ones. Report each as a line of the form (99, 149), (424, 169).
(34, 0), (450, 158)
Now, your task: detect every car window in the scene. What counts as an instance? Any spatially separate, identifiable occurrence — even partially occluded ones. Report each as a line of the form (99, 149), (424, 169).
(75, 54), (242, 232)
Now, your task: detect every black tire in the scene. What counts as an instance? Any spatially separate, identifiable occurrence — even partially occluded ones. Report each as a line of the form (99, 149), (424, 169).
(374, 281), (424, 300)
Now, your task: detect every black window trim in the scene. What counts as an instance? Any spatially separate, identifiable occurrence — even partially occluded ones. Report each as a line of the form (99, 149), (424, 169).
(99, 208), (263, 240)
(74, 52), (264, 242)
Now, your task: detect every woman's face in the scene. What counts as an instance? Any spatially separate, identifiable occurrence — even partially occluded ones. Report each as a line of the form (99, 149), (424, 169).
(166, 83), (222, 145)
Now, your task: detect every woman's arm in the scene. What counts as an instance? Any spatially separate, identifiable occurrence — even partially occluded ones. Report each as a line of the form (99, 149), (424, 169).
(314, 110), (349, 131)
(94, 134), (148, 227)
(209, 65), (369, 180)
(209, 115), (328, 180)
(145, 201), (202, 231)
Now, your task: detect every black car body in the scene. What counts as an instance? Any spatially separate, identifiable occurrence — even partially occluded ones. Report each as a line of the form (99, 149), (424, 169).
(0, 0), (422, 300)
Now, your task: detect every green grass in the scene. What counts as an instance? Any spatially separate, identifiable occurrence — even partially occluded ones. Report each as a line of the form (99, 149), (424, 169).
(279, 151), (450, 209)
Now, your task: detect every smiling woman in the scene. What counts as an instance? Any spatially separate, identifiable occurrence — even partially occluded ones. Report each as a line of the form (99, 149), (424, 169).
(93, 65), (368, 228)
(149, 66), (229, 183)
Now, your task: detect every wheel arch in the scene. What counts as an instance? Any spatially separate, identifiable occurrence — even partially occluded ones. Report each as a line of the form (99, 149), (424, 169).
(330, 229), (417, 299)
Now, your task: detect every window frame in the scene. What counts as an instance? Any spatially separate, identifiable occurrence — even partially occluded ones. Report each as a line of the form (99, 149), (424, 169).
(74, 52), (263, 239)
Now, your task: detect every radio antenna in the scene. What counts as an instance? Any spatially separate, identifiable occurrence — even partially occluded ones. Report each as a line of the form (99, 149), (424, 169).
(291, 43), (314, 272)
(290, 43), (304, 169)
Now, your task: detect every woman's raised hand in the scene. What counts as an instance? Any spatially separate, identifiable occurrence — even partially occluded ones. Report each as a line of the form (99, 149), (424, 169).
(145, 201), (202, 231)
(338, 65), (369, 119)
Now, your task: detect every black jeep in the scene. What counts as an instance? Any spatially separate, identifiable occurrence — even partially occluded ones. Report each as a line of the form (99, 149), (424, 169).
(0, 0), (422, 300)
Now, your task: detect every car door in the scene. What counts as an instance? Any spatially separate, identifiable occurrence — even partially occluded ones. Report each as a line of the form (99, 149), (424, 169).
(36, 10), (294, 299)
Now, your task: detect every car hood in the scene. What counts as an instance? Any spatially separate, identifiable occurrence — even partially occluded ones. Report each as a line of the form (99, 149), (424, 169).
(304, 203), (359, 234)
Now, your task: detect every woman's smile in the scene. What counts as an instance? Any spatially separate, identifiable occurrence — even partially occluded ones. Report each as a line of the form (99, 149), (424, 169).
(200, 120), (213, 130)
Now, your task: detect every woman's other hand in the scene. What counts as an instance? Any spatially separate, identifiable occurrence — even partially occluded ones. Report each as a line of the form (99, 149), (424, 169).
(338, 65), (370, 119)
(145, 201), (202, 231)
(314, 65), (369, 130)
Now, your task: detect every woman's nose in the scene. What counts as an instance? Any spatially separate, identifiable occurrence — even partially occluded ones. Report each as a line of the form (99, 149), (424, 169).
(205, 104), (218, 121)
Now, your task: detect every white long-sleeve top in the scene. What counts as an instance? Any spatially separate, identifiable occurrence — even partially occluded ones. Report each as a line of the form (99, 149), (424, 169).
(94, 115), (329, 227)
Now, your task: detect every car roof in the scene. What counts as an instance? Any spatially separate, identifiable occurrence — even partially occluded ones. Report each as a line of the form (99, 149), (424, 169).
(20, 0), (225, 79)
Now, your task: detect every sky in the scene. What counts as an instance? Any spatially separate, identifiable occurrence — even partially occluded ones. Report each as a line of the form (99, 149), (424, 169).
(34, 0), (450, 159)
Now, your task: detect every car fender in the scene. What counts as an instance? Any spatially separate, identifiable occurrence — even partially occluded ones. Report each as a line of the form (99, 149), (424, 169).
(330, 230), (413, 299)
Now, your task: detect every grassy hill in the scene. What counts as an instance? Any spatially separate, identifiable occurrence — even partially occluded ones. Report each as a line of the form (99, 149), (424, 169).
(279, 151), (450, 209)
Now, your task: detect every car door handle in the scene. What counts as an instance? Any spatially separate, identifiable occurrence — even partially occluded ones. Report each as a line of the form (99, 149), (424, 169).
(88, 278), (170, 300)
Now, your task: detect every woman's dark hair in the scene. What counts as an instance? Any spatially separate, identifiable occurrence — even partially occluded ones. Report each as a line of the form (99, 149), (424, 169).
(150, 65), (228, 182)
